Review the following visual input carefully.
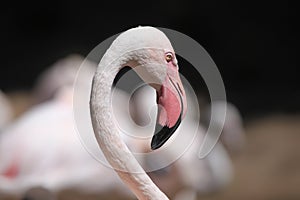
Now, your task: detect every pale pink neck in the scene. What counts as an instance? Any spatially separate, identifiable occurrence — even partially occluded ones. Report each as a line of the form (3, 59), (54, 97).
(90, 49), (169, 200)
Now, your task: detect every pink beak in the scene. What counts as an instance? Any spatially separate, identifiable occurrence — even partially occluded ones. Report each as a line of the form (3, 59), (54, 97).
(151, 73), (187, 150)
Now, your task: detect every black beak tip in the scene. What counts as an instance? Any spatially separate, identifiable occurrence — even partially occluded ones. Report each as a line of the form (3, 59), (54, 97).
(151, 139), (161, 150)
(151, 124), (164, 150)
(151, 116), (182, 150)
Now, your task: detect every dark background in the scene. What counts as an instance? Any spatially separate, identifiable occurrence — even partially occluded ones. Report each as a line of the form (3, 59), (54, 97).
(0, 1), (297, 118)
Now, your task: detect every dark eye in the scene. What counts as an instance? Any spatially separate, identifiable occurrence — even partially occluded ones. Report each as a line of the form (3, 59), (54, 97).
(165, 53), (173, 63)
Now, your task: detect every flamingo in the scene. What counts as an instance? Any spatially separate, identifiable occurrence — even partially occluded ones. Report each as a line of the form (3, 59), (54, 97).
(89, 26), (187, 200)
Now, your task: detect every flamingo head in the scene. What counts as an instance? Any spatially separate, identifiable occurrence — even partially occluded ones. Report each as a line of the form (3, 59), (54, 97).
(111, 26), (188, 150)
(150, 51), (187, 150)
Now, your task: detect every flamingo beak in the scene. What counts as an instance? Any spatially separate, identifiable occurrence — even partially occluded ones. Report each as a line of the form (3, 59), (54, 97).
(151, 75), (187, 150)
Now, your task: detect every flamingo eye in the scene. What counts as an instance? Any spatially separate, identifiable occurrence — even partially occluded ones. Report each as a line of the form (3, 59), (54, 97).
(165, 53), (173, 63)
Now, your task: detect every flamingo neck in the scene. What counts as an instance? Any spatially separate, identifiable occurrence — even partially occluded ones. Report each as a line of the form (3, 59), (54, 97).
(90, 49), (168, 200)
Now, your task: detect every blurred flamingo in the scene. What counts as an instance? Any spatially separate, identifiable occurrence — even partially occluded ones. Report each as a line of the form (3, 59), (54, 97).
(0, 55), (135, 198)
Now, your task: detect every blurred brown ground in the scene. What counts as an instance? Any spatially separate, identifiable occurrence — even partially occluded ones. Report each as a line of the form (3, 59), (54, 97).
(198, 115), (300, 200)
(1, 92), (300, 200)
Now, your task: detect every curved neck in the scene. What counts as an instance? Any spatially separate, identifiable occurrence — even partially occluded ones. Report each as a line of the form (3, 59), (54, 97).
(90, 50), (168, 200)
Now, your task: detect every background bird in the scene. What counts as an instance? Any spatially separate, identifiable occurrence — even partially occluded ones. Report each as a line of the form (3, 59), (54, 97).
(0, 55), (137, 199)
